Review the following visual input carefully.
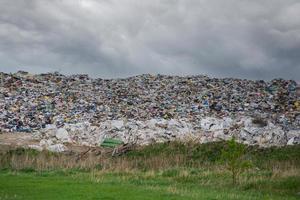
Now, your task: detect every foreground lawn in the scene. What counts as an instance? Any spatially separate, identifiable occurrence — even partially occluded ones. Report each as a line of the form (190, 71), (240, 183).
(1, 142), (299, 199)
(0, 170), (299, 200)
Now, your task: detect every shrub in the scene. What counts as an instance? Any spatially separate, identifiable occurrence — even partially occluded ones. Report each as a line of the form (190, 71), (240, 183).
(221, 138), (252, 185)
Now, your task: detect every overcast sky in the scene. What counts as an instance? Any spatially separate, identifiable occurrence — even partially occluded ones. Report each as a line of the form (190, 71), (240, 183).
(0, 0), (300, 80)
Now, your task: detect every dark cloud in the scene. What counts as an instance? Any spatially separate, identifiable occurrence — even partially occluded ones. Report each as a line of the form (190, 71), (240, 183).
(0, 0), (299, 80)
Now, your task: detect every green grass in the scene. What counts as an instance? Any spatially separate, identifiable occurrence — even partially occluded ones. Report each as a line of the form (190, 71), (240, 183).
(0, 142), (299, 200)
(126, 141), (300, 164)
(0, 168), (299, 200)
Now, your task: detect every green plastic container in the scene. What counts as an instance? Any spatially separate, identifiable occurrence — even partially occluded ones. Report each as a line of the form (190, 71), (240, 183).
(100, 138), (123, 148)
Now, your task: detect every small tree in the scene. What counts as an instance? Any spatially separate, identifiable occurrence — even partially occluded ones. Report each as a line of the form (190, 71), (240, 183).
(221, 138), (252, 185)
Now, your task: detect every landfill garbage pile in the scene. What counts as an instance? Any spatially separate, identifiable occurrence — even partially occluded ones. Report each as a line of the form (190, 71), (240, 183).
(1, 71), (300, 151)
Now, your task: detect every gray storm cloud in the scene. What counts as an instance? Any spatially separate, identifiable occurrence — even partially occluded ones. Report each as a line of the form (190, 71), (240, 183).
(0, 0), (299, 80)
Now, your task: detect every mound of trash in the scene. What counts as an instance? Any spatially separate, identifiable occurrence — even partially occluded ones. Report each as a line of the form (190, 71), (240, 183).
(1, 71), (299, 151)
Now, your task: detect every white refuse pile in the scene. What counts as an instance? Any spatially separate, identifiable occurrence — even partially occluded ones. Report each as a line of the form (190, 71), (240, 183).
(30, 116), (299, 152)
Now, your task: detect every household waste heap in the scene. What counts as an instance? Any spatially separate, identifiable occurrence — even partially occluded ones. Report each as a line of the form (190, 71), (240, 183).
(1, 71), (300, 150)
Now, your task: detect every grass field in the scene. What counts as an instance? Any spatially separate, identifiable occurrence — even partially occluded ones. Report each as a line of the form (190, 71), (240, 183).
(0, 169), (299, 200)
(0, 142), (299, 200)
